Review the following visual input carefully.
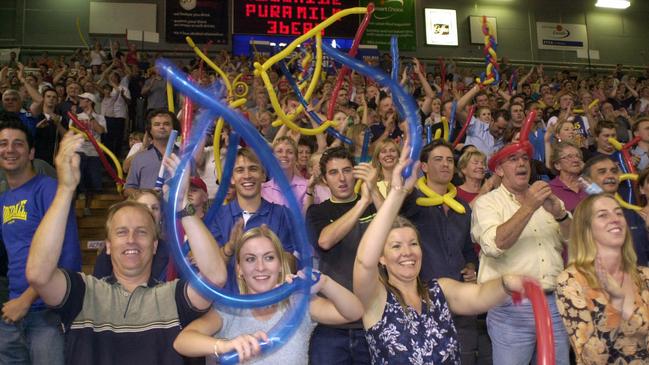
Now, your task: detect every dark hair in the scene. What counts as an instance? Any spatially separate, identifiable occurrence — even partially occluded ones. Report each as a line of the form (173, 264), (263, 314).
(145, 109), (179, 134)
(298, 136), (316, 154)
(319, 146), (354, 177)
(509, 102), (524, 112)
(582, 155), (616, 178)
(41, 87), (57, 97)
(419, 139), (453, 163)
(639, 167), (649, 206)
(594, 120), (617, 136)
(493, 109), (511, 122)
(0, 114), (34, 150)
(474, 91), (488, 101)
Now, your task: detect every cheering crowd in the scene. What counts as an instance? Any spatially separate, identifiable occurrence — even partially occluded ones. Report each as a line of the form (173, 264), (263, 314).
(0, 39), (648, 365)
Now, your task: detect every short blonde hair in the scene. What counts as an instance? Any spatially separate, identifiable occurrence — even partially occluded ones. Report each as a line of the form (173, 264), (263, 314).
(457, 150), (486, 179)
(105, 200), (159, 240)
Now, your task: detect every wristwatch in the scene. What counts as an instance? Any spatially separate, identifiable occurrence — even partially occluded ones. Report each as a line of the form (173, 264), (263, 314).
(177, 203), (196, 219)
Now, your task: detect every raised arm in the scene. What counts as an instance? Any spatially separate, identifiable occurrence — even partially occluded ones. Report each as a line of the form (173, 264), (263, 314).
(16, 63), (43, 104)
(52, 64), (68, 85)
(315, 163), (378, 250)
(353, 148), (418, 321)
(26, 132), (85, 306)
(163, 154), (228, 310)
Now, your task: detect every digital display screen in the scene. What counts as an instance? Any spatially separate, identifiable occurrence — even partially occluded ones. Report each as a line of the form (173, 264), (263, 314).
(233, 0), (360, 38)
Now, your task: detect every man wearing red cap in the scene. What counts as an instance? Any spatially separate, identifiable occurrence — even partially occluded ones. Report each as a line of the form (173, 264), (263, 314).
(471, 142), (572, 365)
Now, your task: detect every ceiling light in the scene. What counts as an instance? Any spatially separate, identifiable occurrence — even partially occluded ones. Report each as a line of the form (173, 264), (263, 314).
(595, 0), (630, 9)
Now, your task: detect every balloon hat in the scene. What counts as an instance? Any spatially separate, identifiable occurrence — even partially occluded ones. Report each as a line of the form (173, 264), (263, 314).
(488, 110), (536, 172)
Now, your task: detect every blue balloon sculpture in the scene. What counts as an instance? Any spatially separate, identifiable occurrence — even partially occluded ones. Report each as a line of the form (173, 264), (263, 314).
(158, 60), (313, 364)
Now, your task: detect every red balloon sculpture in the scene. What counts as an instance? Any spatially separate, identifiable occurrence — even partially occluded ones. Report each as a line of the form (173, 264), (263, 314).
(511, 279), (556, 365)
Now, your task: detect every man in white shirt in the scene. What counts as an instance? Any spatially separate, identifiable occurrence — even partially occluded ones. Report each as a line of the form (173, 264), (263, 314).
(75, 92), (106, 216)
(471, 142), (572, 365)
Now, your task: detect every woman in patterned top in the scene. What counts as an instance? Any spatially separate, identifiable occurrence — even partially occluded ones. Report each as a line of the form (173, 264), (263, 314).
(556, 194), (649, 364)
(353, 145), (530, 364)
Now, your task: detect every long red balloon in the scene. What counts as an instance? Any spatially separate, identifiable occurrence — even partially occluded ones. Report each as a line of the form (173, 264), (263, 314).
(326, 3), (375, 121)
(181, 76), (194, 150)
(621, 136), (641, 174)
(452, 105), (476, 148)
(67, 112), (125, 185)
(523, 280), (556, 365)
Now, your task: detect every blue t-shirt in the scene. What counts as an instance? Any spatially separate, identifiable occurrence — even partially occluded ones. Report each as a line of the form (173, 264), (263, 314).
(0, 174), (81, 309)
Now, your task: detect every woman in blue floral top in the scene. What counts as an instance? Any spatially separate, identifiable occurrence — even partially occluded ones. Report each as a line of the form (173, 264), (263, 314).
(353, 144), (532, 364)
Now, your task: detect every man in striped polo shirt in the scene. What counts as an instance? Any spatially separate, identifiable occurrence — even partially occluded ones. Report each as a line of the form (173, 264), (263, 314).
(25, 132), (228, 364)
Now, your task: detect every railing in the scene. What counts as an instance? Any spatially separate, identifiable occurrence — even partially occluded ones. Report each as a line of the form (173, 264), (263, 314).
(14, 45), (647, 75)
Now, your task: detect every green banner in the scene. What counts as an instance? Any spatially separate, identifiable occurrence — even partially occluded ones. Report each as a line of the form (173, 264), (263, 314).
(360, 0), (416, 51)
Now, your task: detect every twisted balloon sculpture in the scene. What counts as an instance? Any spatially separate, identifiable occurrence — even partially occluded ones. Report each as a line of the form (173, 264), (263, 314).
(476, 16), (500, 86)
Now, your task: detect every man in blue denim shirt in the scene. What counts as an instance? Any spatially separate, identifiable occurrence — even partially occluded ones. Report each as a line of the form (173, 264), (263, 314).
(207, 147), (296, 292)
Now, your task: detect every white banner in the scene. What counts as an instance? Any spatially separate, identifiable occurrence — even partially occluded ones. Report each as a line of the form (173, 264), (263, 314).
(536, 22), (587, 51)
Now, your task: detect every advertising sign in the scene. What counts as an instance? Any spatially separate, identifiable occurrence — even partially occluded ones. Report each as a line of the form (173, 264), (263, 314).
(166, 0), (228, 44)
(360, 0), (416, 51)
(536, 22), (588, 51)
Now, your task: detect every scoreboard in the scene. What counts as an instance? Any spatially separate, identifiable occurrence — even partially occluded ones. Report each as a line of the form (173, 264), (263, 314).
(233, 0), (360, 38)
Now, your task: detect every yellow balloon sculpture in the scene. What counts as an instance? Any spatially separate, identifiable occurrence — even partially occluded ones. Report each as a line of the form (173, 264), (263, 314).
(415, 177), (466, 214)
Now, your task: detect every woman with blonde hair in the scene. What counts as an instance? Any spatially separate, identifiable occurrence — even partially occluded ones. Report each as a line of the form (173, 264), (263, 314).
(174, 225), (363, 364)
(456, 149), (499, 205)
(556, 194), (649, 364)
(371, 138), (400, 198)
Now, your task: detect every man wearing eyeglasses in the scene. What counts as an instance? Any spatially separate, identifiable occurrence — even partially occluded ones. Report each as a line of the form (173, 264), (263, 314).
(471, 143), (572, 365)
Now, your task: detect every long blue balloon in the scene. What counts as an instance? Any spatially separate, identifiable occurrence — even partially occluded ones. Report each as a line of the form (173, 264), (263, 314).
(390, 36), (399, 83)
(322, 42), (422, 178)
(157, 60), (313, 364)
(203, 131), (240, 225)
(274, 47), (353, 145)
(448, 100), (458, 141)
(614, 151), (635, 204)
(359, 127), (373, 163)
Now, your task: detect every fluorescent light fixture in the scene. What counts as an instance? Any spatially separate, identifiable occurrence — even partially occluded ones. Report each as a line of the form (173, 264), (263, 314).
(595, 0), (630, 9)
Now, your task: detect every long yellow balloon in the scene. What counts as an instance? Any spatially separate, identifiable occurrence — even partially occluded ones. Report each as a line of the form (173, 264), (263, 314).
(257, 7), (367, 71)
(166, 82), (175, 113)
(211, 98), (247, 182)
(261, 34), (336, 135)
(615, 173), (642, 211)
(213, 118), (225, 182)
(255, 8), (368, 136)
(69, 126), (124, 193)
(186, 36), (233, 95)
